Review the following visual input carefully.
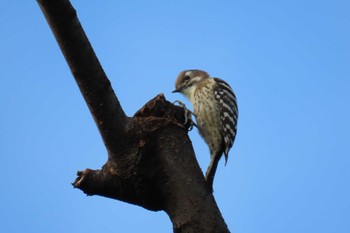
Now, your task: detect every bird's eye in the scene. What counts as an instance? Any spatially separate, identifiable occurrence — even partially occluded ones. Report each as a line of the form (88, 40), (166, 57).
(184, 75), (190, 81)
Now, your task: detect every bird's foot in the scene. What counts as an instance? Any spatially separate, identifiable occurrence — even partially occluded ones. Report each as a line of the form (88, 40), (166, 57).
(173, 100), (197, 131)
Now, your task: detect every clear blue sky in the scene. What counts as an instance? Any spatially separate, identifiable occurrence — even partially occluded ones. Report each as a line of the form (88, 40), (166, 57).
(1, 1), (349, 232)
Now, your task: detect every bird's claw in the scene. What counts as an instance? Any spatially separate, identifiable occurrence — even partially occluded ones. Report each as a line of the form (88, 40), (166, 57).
(173, 100), (197, 131)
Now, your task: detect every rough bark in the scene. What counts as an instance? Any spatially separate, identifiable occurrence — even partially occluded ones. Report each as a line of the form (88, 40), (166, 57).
(37, 0), (230, 232)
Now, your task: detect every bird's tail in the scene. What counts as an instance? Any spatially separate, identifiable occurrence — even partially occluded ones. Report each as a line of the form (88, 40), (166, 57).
(205, 153), (221, 193)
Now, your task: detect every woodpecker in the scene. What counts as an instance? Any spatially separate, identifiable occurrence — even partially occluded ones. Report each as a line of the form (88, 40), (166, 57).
(173, 69), (238, 192)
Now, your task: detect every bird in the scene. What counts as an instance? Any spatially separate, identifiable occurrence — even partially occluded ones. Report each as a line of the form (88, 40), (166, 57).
(173, 69), (238, 192)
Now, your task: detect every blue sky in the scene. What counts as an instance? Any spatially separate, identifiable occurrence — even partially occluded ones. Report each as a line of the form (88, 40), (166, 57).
(1, 1), (349, 232)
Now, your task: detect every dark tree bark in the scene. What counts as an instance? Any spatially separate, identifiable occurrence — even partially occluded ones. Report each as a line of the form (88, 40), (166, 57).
(37, 0), (230, 232)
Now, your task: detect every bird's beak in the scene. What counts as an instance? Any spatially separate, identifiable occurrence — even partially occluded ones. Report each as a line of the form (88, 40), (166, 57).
(172, 88), (180, 93)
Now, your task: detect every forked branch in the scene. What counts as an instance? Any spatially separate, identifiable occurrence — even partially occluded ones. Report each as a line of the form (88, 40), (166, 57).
(37, 0), (230, 232)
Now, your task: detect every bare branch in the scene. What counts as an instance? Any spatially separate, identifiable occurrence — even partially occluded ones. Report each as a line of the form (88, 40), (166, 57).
(37, 0), (127, 155)
(37, 0), (230, 232)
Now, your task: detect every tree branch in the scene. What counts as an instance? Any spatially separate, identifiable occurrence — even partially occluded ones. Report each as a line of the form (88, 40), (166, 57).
(37, 0), (230, 232)
(37, 0), (127, 155)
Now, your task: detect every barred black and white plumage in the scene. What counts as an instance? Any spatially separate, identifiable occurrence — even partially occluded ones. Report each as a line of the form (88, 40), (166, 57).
(213, 78), (238, 162)
(173, 69), (238, 192)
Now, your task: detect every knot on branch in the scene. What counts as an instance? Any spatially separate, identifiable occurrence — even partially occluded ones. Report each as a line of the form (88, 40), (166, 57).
(134, 93), (193, 132)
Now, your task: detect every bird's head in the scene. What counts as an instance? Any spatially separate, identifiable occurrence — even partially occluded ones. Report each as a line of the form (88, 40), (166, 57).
(172, 69), (209, 98)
